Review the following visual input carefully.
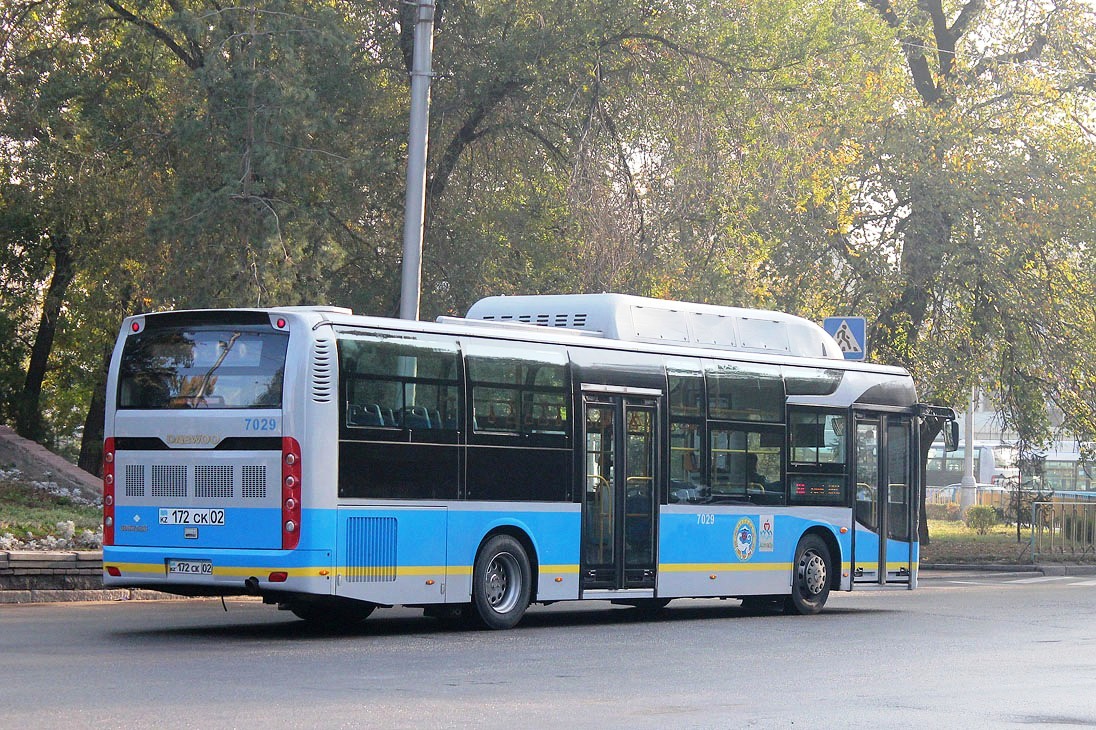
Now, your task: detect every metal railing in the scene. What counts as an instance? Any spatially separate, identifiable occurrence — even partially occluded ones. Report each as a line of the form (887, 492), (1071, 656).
(1032, 497), (1096, 562)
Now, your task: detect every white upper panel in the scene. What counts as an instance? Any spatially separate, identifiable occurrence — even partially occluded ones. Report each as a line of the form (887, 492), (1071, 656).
(465, 293), (845, 360)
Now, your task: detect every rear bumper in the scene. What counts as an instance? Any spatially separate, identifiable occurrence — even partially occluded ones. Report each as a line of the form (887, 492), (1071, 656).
(102, 546), (333, 598)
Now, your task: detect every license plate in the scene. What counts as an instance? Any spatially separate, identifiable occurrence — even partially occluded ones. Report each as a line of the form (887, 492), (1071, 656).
(159, 508), (225, 526)
(167, 559), (213, 576)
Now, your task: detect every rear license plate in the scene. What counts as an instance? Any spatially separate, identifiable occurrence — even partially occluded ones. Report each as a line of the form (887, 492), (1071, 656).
(159, 508), (225, 526)
(167, 559), (213, 576)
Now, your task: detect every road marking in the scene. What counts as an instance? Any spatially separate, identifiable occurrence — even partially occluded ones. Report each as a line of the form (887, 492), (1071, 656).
(1008, 576), (1072, 584)
(1068, 579), (1096, 586)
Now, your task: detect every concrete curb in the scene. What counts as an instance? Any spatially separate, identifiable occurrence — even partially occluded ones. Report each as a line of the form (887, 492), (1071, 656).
(921, 563), (1096, 575)
(0, 588), (182, 604)
(0, 550), (179, 604)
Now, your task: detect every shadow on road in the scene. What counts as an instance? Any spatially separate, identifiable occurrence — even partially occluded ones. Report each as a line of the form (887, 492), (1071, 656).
(106, 599), (886, 644)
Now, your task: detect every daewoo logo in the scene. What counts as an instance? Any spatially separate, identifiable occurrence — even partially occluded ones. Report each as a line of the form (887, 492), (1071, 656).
(166, 434), (219, 446)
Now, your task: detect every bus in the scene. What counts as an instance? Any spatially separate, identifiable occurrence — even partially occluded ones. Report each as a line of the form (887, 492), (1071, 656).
(1040, 449), (1095, 492)
(101, 293), (955, 629)
(926, 441), (1018, 488)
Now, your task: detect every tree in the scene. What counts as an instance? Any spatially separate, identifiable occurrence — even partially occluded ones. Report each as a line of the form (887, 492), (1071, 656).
(815, 0), (1096, 539)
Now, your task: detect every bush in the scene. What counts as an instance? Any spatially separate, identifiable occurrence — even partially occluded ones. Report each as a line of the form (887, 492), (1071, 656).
(966, 505), (999, 535)
(926, 502), (962, 521)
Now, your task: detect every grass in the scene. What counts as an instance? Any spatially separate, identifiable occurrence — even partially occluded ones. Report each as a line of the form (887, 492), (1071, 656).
(0, 475), (101, 547)
(921, 518), (1033, 565)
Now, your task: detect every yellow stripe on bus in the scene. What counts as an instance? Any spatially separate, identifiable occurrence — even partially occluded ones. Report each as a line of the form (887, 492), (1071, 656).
(107, 563), (583, 579)
(106, 562), (325, 579)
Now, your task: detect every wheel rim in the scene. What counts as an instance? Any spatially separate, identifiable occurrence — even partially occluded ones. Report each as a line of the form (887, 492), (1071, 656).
(484, 551), (522, 614)
(798, 549), (827, 597)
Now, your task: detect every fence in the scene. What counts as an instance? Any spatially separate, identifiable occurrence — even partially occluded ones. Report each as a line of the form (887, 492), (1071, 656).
(926, 484), (1013, 515)
(1032, 496), (1096, 562)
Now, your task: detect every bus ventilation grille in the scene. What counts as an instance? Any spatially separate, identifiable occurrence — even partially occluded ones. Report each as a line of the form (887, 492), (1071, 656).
(311, 339), (334, 403)
(150, 465), (187, 498)
(344, 517), (397, 583)
(194, 465), (234, 499)
(122, 464), (269, 500)
(125, 465), (146, 497)
(481, 312), (590, 328)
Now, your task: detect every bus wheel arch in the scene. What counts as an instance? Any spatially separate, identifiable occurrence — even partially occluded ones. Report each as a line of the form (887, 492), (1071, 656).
(784, 530), (835, 616)
(470, 528), (537, 630)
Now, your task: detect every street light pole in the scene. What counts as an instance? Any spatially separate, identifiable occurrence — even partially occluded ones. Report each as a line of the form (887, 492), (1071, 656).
(960, 386), (977, 511)
(399, 0), (436, 322)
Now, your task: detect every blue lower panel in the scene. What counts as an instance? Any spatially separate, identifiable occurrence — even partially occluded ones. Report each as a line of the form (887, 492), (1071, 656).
(332, 505), (582, 605)
(658, 509), (851, 597)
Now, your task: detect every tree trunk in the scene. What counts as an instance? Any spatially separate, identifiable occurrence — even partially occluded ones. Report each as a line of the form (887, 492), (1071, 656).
(15, 233), (75, 442)
(77, 345), (113, 477)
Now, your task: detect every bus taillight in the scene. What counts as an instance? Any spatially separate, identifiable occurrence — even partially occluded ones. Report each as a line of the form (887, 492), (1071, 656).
(103, 438), (115, 546)
(282, 437), (302, 550)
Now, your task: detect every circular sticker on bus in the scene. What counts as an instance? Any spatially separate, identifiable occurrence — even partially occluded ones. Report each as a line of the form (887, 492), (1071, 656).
(734, 517), (756, 561)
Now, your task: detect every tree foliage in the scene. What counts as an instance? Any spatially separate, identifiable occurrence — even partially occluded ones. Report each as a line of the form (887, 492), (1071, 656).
(0, 0), (1092, 478)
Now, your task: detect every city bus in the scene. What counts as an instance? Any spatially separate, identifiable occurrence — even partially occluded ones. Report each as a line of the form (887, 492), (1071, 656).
(101, 293), (955, 629)
(926, 441), (1018, 488)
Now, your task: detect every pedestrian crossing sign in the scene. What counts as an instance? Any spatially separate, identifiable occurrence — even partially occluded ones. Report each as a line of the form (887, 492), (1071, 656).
(822, 317), (866, 360)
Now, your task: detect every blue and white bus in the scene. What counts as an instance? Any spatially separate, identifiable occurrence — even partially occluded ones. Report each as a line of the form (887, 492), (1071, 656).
(102, 293), (955, 628)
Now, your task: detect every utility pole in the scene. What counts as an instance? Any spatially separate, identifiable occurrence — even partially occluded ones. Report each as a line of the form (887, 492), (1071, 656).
(399, 0), (436, 321)
(960, 386), (977, 511)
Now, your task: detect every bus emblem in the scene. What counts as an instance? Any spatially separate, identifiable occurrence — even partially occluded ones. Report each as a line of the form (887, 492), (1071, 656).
(734, 517), (756, 561)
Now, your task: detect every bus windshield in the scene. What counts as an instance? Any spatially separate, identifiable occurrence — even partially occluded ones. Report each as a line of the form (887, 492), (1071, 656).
(118, 325), (289, 409)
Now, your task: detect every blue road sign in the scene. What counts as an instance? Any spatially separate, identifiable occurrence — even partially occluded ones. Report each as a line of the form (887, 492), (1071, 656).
(823, 317), (866, 360)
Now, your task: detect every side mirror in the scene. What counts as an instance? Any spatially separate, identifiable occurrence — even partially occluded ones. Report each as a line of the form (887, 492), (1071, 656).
(944, 420), (960, 452)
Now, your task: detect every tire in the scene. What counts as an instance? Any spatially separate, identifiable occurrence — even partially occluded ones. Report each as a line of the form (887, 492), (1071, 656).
(784, 534), (832, 615)
(471, 534), (532, 630)
(289, 599), (375, 627)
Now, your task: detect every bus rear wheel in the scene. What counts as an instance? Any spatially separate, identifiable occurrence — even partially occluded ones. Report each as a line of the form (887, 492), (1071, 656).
(785, 534), (831, 615)
(471, 534), (532, 630)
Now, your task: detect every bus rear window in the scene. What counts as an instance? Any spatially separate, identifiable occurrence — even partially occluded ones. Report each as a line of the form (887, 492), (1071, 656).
(118, 325), (289, 409)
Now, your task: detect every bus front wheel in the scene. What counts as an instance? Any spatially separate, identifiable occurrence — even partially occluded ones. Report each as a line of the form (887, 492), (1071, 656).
(471, 534), (532, 630)
(785, 534), (831, 615)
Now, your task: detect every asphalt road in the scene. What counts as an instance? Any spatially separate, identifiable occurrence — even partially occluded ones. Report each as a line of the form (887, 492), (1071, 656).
(3, 570), (1096, 729)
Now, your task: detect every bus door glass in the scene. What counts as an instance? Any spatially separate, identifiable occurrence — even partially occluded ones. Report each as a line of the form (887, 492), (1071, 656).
(582, 391), (659, 592)
(853, 414), (914, 584)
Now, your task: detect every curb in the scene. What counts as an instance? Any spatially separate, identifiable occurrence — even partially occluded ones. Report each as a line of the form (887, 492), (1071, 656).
(0, 550), (180, 604)
(0, 588), (182, 604)
(921, 563), (1096, 575)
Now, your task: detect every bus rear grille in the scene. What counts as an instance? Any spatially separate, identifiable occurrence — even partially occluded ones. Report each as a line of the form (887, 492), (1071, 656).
(241, 465), (267, 498)
(125, 465), (146, 497)
(344, 517), (397, 583)
(151, 465), (187, 498)
(121, 463), (269, 501)
(195, 465), (234, 498)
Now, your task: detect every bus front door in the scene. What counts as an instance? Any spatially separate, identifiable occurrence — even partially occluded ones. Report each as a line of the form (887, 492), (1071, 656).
(582, 390), (660, 595)
(853, 414), (915, 585)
